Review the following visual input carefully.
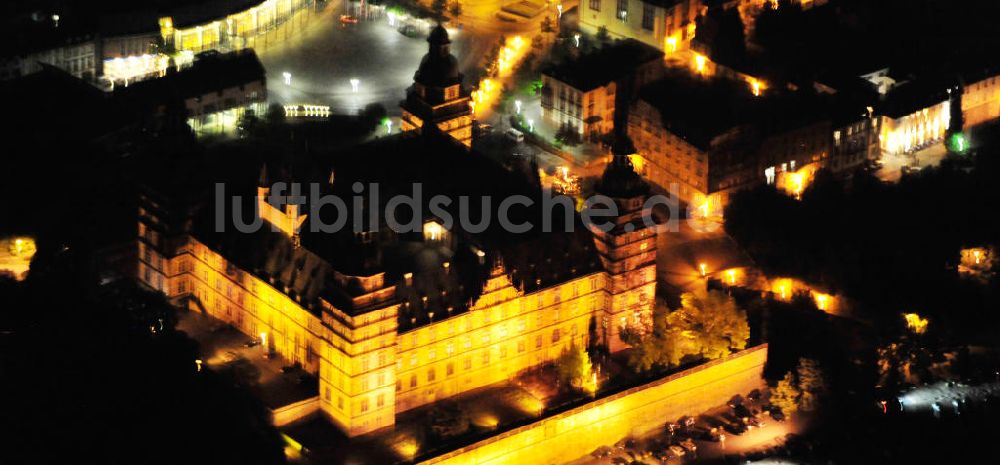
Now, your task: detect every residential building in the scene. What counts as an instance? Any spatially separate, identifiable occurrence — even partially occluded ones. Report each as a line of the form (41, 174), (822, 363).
(876, 79), (951, 156)
(628, 71), (837, 213)
(580, 0), (704, 55)
(114, 50), (267, 136)
(541, 39), (663, 140)
(960, 67), (1000, 129)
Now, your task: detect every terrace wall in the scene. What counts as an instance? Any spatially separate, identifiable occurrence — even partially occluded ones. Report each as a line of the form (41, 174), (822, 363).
(418, 344), (768, 465)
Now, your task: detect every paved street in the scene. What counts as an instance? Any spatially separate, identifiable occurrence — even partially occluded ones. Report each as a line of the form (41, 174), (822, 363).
(875, 142), (948, 182)
(655, 218), (755, 297)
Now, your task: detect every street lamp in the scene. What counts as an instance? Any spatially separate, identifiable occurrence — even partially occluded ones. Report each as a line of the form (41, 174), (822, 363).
(350, 78), (360, 93)
(699, 263), (707, 277)
(527, 119), (534, 132)
(384, 119), (393, 134)
(282, 71), (292, 85)
(514, 100), (522, 114)
(260, 332), (269, 358)
(574, 33), (580, 48)
(557, 4), (563, 18)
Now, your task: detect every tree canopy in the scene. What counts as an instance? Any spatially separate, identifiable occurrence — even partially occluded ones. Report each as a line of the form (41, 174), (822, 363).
(625, 289), (749, 373)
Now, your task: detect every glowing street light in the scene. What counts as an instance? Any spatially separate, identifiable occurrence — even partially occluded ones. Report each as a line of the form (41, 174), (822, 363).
(387, 12), (396, 26)
(260, 332), (269, 357)
(527, 119), (534, 132)
(666, 36), (678, 53)
(282, 72), (292, 85)
(574, 33), (581, 48)
(699, 263), (707, 277)
(514, 100), (522, 114)
(195, 359), (203, 372)
(384, 118), (393, 134)
(694, 54), (707, 74)
(903, 313), (929, 335)
(350, 78), (360, 93)
(727, 269), (736, 285)
(557, 4), (563, 17)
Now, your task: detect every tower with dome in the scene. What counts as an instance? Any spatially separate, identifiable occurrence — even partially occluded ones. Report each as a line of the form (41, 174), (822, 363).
(400, 24), (474, 147)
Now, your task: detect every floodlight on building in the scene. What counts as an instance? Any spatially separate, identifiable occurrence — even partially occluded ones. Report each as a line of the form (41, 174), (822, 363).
(666, 36), (678, 53)
(694, 54), (707, 74)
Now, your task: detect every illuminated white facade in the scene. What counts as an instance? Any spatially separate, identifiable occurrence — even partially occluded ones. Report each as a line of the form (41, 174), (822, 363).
(879, 100), (950, 156)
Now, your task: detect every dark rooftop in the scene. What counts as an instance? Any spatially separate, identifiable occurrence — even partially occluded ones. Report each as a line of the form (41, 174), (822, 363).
(637, 71), (833, 150)
(168, 131), (601, 330)
(879, 77), (952, 119)
(542, 39), (663, 91)
(114, 49), (265, 112)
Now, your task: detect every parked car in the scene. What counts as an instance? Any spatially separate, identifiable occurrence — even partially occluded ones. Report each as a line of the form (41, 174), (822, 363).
(745, 416), (765, 428)
(591, 445), (613, 458)
(339, 14), (358, 24)
(770, 407), (786, 422)
(669, 445), (686, 457)
(701, 426), (725, 442)
(734, 404), (753, 419)
(724, 421), (748, 435)
(614, 438), (637, 451)
(678, 415), (697, 429)
(679, 438), (698, 453)
(748, 388), (763, 402)
(505, 127), (525, 143)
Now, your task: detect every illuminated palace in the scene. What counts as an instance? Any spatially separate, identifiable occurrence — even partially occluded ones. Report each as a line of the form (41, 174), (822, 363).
(136, 29), (655, 437)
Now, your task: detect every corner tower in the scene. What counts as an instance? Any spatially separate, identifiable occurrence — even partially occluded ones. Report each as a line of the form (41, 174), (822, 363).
(400, 25), (474, 147)
(590, 132), (658, 353)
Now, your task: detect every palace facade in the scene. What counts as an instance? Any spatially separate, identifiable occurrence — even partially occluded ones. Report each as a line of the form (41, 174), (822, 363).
(137, 27), (656, 438)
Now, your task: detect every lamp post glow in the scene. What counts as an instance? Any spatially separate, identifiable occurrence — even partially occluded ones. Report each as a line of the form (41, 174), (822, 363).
(350, 78), (360, 93)
(574, 33), (580, 48)
(260, 332), (269, 357)
(699, 263), (707, 277)
(527, 119), (534, 132)
(727, 269), (736, 285)
(514, 100), (522, 114)
(557, 4), (563, 18)
(384, 119), (393, 134)
(282, 72), (291, 85)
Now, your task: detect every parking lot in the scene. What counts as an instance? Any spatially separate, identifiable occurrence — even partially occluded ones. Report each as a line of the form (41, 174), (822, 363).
(567, 389), (806, 465)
